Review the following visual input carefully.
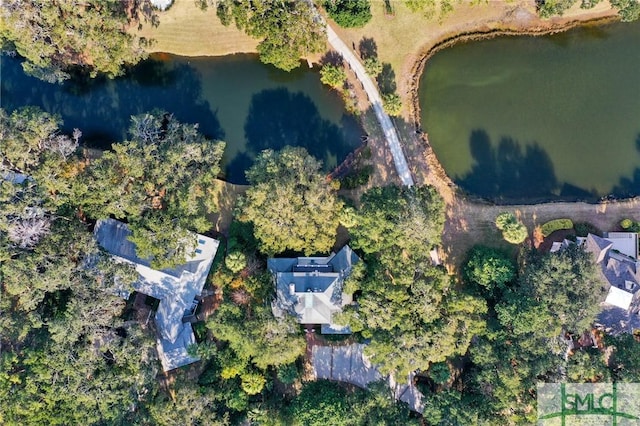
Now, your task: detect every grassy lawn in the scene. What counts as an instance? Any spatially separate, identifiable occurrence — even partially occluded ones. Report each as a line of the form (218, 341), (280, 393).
(132, 0), (257, 56)
(326, 1), (515, 98)
(326, 0), (616, 116)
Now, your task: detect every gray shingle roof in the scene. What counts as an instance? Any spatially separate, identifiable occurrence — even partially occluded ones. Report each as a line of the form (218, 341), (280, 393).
(94, 219), (218, 371)
(268, 246), (359, 332)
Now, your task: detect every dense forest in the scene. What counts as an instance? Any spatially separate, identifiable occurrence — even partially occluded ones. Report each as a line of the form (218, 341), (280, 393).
(2, 1), (640, 425)
(3, 106), (640, 425)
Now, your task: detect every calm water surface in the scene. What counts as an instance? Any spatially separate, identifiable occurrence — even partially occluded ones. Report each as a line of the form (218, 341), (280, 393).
(420, 22), (640, 202)
(1, 53), (363, 183)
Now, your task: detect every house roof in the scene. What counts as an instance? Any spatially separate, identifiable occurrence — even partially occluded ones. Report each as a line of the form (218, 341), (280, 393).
(94, 219), (218, 371)
(156, 323), (199, 372)
(268, 246), (359, 331)
(585, 234), (613, 264)
(604, 286), (634, 310)
(604, 232), (638, 259)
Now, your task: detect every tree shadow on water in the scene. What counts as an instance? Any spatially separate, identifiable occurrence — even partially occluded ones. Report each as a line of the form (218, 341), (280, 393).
(612, 134), (640, 198)
(222, 152), (254, 184)
(243, 88), (355, 177)
(1, 55), (224, 147)
(458, 129), (562, 201)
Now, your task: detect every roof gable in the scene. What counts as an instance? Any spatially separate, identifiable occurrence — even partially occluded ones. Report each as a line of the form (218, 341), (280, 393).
(269, 246), (360, 330)
(94, 219), (219, 371)
(585, 234), (613, 264)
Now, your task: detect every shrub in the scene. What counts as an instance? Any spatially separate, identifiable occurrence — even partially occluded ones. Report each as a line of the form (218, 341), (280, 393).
(621, 218), (634, 230)
(277, 363), (299, 385)
(364, 57), (383, 77)
(574, 222), (602, 237)
(540, 218), (574, 237)
(537, 0), (575, 18)
(429, 362), (451, 385)
(610, 0), (640, 22)
(340, 165), (373, 189)
(495, 212), (515, 231)
(324, 0), (372, 28)
(503, 223), (528, 244)
(240, 372), (266, 395)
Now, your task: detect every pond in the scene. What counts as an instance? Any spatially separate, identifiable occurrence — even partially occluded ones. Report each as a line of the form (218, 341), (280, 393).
(1, 53), (363, 184)
(419, 21), (640, 202)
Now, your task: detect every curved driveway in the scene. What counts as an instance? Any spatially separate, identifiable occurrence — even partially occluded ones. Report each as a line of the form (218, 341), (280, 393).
(326, 25), (414, 187)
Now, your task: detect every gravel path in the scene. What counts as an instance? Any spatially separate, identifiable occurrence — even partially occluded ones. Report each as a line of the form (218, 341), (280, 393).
(327, 25), (414, 187)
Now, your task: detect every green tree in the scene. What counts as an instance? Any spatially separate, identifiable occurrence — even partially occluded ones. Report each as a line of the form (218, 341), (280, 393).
(495, 212), (528, 244)
(342, 186), (486, 377)
(207, 302), (306, 370)
(320, 63), (346, 89)
(240, 372), (266, 395)
(216, 0), (325, 71)
(364, 57), (383, 77)
(0, 107), (81, 206)
(606, 333), (640, 382)
(611, 0), (640, 21)
(463, 246), (516, 293)
(536, 0), (576, 18)
(276, 363), (299, 385)
(127, 213), (197, 270)
(80, 111), (225, 225)
(429, 362), (451, 385)
(287, 380), (418, 426)
(404, 0), (456, 21)
(225, 251), (247, 274)
(0, 0), (155, 83)
(566, 349), (610, 382)
(323, 0), (372, 28)
(382, 92), (402, 116)
(520, 245), (601, 333)
(237, 147), (343, 255)
(422, 390), (480, 426)
(78, 112), (225, 267)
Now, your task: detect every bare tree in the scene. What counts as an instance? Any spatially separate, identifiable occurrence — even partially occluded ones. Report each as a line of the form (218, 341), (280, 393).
(8, 216), (52, 249)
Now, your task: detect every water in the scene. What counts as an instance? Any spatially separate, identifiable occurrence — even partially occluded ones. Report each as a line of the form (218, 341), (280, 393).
(419, 22), (640, 202)
(1, 53), (363, 183)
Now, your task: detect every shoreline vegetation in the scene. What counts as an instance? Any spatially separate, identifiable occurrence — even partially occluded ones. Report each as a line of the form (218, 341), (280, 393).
(135, 1), (634, 271)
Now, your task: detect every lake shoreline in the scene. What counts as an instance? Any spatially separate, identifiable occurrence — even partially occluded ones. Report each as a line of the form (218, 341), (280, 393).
(406, 14), (621, 206)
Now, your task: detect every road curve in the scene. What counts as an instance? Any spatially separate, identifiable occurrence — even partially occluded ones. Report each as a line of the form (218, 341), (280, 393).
(326, 26), (414, 187)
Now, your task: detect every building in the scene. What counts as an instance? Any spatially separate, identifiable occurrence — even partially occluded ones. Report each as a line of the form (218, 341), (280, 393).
(94, 218), (219, 371)
(554, 232), (640, 333)
(268, 245), (360, 334)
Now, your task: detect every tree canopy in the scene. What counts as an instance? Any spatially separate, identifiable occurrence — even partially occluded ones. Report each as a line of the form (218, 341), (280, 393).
(463, 245), (516, 294)
(339, 185), (487, 377)
(0, 0), (155, 83)
(78, 111), (225, 267)
(323, 0), (372, 28)
(237, 147), (343, 255)
(215, 0), (326, 71)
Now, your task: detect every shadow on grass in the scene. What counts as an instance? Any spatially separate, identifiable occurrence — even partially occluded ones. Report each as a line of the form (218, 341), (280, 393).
(358, 37), (378, 60)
